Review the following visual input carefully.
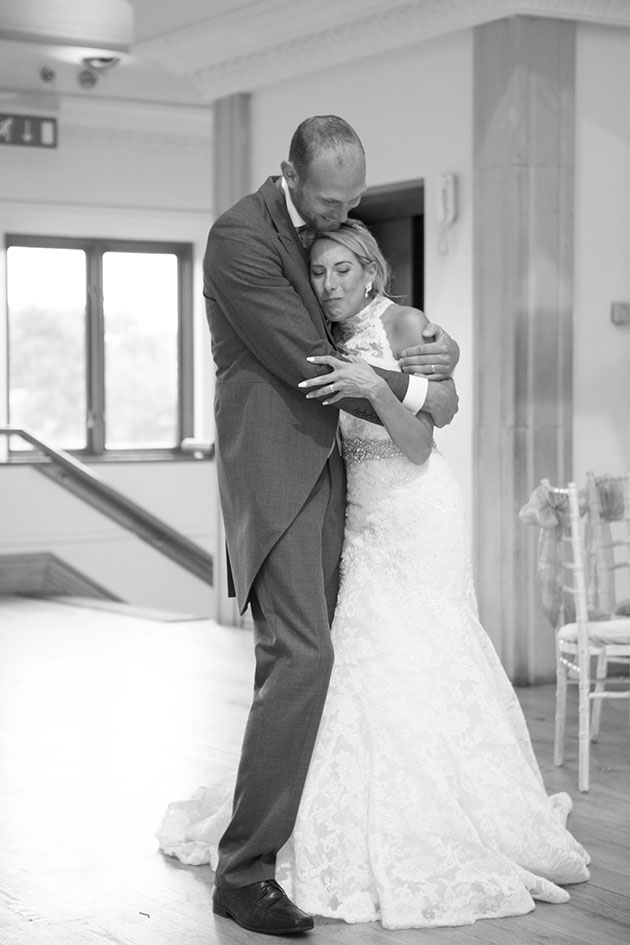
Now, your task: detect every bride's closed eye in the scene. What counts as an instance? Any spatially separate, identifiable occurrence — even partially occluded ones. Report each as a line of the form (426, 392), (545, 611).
(310, 266), (352, 276)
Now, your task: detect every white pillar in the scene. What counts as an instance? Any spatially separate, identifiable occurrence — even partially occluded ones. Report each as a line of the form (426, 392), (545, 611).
(473, 17), (575, 682)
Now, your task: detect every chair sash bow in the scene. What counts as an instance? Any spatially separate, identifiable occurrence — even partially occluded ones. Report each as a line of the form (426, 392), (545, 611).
(519, 483), (587, 627)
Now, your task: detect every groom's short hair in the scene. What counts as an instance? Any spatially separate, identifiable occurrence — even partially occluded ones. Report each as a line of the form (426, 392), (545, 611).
(288, 116), (365, 178)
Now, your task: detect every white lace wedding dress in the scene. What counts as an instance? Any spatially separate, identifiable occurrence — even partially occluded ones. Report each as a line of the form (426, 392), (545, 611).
(157, 296), (590, 928)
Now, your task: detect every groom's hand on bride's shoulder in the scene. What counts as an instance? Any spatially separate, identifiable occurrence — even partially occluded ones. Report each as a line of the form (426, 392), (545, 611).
(399, 323), (460, 380)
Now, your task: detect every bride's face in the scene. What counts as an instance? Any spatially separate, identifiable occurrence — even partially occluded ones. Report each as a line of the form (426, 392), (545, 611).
(310, 240), (375, 322)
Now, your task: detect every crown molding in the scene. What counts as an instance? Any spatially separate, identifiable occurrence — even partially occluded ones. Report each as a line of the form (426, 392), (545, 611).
(132, 0), (630, 102)
(514, 0), (630, 26)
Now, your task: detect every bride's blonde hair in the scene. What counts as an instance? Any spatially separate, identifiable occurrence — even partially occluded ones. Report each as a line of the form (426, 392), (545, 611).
(311, 219), (391, 297)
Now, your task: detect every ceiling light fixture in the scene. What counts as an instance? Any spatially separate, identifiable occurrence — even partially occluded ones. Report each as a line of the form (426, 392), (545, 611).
(82, 55), (121, 73)
(0, 0), (132, 53)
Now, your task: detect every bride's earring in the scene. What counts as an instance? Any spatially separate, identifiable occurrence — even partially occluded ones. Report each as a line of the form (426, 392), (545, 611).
(364, 282), (373, 298)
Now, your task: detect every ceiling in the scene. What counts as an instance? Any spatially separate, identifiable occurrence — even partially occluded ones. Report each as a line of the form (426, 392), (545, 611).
(0, 0), (629, 112)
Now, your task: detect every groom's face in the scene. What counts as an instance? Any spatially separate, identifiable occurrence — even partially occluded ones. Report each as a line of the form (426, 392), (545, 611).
(284, 147), (366, 233)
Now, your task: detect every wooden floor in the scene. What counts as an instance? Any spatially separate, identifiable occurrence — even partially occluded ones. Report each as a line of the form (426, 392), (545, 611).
(0, 596), (628, 945)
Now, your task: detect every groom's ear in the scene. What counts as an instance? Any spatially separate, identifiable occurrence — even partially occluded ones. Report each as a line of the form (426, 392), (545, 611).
(281, 160), (296, 187)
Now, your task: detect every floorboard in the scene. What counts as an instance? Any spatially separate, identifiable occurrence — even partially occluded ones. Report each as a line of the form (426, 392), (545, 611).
(0, 596), (628, 945)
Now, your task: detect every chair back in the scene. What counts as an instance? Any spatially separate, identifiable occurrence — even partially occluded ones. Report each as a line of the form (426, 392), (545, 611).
(543, 481), (589, 627)
(586, 471), (630, 616)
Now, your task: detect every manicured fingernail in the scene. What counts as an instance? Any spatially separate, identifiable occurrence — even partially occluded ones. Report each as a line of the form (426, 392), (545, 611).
(298, 381), (307, 387)
(306, 357), (315, 362)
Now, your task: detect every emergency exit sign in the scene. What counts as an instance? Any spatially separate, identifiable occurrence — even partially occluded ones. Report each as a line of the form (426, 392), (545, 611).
(0, 114), (57, 148)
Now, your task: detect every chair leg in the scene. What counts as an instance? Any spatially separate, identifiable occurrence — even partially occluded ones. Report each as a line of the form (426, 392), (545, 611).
(591, 652), (607, 740)
(578, 669), (591, 792)
(554, 653), (568, 767)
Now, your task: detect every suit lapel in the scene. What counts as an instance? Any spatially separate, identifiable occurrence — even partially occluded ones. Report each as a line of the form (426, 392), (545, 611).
(261, 177), (307, 261)
(259, 177), (336, 346)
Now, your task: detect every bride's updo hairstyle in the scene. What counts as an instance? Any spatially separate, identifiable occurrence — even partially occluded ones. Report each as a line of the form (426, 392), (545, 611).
(312, 219), (391, 298)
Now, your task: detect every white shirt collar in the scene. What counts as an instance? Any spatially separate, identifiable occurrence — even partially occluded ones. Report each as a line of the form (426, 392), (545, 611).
(281, 176), (307, 229)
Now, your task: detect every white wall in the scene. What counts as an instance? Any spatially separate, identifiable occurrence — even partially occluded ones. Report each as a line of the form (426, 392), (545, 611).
(0, 96), (219, 615)
(574, 25), (630, 482)
(0, 462), (216, 615)
(0, 97), (212, 210)
(252, 29), (474, 527)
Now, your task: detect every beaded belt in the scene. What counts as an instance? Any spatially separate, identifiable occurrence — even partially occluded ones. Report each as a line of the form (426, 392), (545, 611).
(342, 437), (403, 463)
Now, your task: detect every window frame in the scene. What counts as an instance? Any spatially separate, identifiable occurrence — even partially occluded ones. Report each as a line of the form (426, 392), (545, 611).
(5, 233), (195, 462)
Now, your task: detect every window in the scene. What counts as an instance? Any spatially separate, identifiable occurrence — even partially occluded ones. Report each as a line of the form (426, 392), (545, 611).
(6, 235), (194, 458)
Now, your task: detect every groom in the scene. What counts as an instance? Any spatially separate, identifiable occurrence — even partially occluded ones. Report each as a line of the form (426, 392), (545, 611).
(204, 115), (459, 934)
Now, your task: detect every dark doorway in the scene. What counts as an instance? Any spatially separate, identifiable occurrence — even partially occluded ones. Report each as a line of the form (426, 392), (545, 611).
(351, 180), (424, 310)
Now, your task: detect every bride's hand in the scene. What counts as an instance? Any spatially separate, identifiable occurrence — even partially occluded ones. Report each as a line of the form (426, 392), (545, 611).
(299, 354), (386, 404)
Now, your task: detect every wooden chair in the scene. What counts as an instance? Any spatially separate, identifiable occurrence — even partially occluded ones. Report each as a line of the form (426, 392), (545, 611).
(544, 480), (630, 792)
(584, 471), (630, 740)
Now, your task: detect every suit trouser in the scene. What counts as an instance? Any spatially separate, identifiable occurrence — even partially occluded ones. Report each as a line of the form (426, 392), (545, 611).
(215, 447), (346, 888)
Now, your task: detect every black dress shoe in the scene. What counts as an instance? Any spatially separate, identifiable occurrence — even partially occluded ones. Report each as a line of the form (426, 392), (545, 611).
(213, 879), (314, 935)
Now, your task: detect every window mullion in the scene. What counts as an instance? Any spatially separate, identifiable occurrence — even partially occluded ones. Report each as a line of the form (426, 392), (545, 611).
(86, 248), (105, 454)
(179, 251), (194, 441)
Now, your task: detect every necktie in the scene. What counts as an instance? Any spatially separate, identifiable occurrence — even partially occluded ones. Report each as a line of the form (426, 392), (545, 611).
(297, 224), (315, 250)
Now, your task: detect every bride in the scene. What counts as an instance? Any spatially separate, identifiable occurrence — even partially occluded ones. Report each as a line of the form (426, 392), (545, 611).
(158, 219), (590, 929)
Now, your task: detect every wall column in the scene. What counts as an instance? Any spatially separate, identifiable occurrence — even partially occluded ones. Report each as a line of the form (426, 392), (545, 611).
(212, 93), (251, 627)
(473, 17), (575, 683)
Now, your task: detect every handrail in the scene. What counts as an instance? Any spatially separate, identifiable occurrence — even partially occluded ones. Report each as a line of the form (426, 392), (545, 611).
(0, 427), (213, 586)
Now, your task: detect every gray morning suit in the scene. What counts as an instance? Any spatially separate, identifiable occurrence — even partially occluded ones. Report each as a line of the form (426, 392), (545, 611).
(204, 176), (410, 889)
